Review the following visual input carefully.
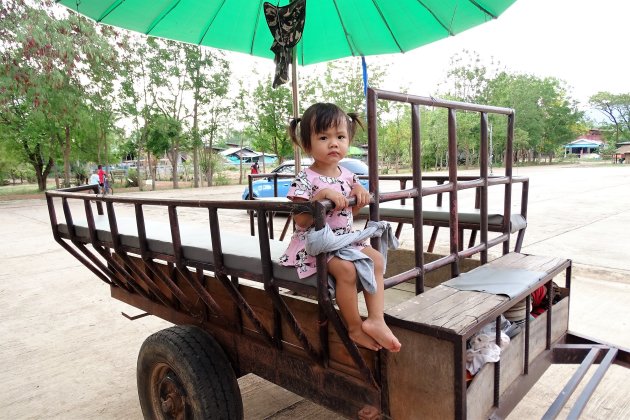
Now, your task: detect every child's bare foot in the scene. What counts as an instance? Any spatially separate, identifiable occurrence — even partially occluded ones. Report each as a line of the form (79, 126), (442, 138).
(348, 327), (382, 351)
(362, 318), (402, 352)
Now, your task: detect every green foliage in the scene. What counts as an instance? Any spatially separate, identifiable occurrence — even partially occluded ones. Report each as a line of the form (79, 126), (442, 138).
(126, 168), (139, 187)
(248, 77), (294, 160)
(146, 114), (181, 156)
(589, 92), (630, 142)
(0, 0), (120, 190)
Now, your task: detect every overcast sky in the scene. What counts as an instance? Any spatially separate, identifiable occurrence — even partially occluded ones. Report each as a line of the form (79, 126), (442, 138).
(230, 0), (629, 112)
(380, 0), (630, 108)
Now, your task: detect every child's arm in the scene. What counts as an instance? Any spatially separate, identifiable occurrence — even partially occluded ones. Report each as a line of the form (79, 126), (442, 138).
(350, 182), (371, 216)
(291, 188), (348, 228)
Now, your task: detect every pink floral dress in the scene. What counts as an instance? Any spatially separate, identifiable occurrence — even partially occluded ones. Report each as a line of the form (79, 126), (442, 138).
(279, 166), (367, 279)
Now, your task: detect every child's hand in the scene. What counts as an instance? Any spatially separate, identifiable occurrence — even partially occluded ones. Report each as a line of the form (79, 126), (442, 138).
(350, 184), (371, 208)
(314, 188), (348, 211)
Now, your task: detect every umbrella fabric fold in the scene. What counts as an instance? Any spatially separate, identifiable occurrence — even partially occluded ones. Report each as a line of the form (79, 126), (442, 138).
(264, 0), (306, 88)
(57, 0), (517, 66)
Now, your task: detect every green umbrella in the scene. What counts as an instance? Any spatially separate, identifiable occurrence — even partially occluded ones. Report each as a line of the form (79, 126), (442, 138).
(57, 0), (516, 66)
(57, 0), (516, 167)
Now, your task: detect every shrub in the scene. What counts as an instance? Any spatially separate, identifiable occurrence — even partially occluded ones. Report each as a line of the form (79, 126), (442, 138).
(126, 169), (139, 187)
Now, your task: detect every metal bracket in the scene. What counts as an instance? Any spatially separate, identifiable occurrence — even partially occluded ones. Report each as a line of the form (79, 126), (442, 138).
(121, 311), (150, 321)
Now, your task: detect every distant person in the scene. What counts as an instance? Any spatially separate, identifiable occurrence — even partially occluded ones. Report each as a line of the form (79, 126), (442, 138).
(251, 162), (259, 174)
(97, 165), (106, 188)
(88, 170), (99, 185)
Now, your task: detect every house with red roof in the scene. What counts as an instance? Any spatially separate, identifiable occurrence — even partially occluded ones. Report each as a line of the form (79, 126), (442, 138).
(563, 129), (604, 157)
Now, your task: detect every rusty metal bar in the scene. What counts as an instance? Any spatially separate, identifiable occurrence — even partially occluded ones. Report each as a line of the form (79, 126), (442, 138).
(55, 196), (113, 286)
(457, 243), (486, 259)
(503, 114), (515, 255)
(256, 206), (322, 361)
(105, 201), (174, 308)
(208, 208), (275, 345)
(447, 108), (460, 278)
(133, 203), (195, 314)
(410, 103), (424, 295)
(248, 174), (255, 236)
(494, 316), (501, 407)
(313, 201), (378, 387)
(525, 295), (531, 374)
(168, 205), (224, 318)
(542, 347), (601, 420)
(368, 88), (380, 225)
(373, 88), (514, 115)
(546, 280), (553, 349)
(480, 113), (489, 264)
(567, 348), (618, 419)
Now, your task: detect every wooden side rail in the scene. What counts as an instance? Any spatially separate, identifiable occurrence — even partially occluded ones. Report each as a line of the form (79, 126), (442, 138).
(45, 189), (383, 394)
(385, 252), (572, 419)
(357, 175), (529, 253)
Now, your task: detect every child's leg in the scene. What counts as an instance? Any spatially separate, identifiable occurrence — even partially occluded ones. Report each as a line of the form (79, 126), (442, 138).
(327, 257), (381, 351)
(360, 247), (402, 352)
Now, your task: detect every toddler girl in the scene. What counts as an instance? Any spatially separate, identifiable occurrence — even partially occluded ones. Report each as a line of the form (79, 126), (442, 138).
(279, 103), (401, 352)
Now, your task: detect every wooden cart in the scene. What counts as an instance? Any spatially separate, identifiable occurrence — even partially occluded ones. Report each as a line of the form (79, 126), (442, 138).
(46, 89), (628, 419)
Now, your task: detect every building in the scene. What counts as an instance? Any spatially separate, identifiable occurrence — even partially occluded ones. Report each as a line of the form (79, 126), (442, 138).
(219, 147), (277, 165)
(563, 129), (604, 157)
(616, 142), (630, 163)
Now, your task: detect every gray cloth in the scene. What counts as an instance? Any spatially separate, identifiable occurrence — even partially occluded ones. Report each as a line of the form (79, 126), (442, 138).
(444, 267), (547, 298)
(304, 221), (399, 294)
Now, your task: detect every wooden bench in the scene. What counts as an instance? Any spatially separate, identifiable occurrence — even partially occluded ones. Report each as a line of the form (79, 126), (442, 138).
(384, 252), (572, 419)
(357, 202), (527, 252)
(356, 174), (529, 253)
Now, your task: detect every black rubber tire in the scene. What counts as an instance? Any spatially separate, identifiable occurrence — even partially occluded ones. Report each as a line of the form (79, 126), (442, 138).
(137, 325), (243, 420)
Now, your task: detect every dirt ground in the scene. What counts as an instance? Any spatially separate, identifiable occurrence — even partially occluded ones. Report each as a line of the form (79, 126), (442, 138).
(1, 163), (629, 419)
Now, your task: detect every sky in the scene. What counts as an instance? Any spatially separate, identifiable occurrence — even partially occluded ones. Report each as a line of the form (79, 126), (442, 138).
(228, 0), (630, 113)
(381, 0), (630, 108)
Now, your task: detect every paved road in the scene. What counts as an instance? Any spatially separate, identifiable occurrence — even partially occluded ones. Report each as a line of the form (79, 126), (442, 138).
(1, 163), (629, 419)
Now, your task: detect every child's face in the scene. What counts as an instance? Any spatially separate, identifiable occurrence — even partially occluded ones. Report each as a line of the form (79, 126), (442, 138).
(308, 119), (349, 167)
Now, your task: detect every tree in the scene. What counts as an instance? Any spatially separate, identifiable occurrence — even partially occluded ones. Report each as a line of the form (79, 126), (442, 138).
(589, 92), (630, 142)
(249, 77), (294, 161)
(0, 0), (118, 189)
(487, 73), (581, 163)
(184, 45), (230, 187)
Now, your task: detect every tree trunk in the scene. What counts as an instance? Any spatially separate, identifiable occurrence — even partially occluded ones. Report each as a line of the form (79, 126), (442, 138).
(147, 151), (155, 191)
(193, 146), (199, 187)
(64, 125), (71, 187)
(169, 144), (179, 189)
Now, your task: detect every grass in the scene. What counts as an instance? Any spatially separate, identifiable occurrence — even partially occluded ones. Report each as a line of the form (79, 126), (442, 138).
(0, 184), (43, 196)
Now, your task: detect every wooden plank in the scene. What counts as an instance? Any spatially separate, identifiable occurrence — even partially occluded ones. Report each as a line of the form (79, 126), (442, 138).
(391, 287), (506, 335)
(489, 253), (568, 276)
(386, 285), (460, 322)
(387, 326), (455, 419)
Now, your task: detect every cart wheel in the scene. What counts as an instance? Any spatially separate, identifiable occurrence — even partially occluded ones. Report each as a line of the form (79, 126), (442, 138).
(137, 325), (243, 420)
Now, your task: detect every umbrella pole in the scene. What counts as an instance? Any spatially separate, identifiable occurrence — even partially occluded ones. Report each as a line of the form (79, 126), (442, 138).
(292, 48), (301, 173)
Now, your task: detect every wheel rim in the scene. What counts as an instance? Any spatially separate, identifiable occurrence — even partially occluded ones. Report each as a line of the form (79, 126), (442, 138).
(150, 363), (189, 420)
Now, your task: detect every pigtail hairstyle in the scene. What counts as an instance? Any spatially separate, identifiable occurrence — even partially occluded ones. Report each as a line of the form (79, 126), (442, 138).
(346, 112), (364, 140)
(288, 117), (302, 150)
(291, 103), (364, 153)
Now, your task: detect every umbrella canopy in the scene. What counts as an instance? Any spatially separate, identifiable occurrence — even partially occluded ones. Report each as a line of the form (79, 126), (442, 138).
(57, 0), (516, 66)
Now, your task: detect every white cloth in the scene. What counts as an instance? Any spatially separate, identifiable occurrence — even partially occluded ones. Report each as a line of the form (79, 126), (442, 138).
(466, 327), (510, 375)
(304, 220), (398, 294)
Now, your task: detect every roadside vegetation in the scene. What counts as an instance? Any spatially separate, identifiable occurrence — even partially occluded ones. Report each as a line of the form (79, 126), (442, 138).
(2, 1), (628, 193)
